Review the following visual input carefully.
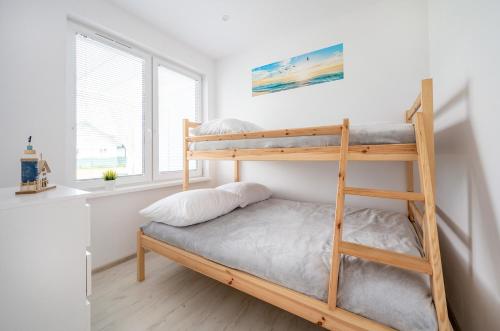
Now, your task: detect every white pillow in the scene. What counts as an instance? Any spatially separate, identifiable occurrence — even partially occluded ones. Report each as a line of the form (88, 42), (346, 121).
(191, 118), (263, 136)
(216, 182), (272, 207)
(140, 189), (240, 227)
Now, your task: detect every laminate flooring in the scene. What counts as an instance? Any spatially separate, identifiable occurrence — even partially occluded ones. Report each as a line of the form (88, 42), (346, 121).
(91, 252), (323, 331)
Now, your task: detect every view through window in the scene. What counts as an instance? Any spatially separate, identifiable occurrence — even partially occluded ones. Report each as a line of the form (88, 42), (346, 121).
(75, 33), (145, 180)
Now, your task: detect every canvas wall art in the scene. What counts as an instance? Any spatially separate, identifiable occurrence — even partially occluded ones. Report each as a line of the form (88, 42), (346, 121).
(252, 43), (344, 96)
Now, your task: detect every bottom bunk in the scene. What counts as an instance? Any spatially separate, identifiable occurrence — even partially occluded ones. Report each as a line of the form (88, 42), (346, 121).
(140, 198), (437, 331)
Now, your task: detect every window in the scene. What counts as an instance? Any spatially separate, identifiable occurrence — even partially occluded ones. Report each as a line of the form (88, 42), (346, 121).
(75, 34), (146, 181)
(154, 61), (202, 180)
(68, 22), (202, 188)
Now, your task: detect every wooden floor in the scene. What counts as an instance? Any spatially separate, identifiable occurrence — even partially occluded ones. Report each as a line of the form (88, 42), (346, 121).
(91, 252), (323, 331)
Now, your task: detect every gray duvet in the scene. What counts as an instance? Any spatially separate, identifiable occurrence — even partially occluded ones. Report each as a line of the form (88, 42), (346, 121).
(190, 123), (415, 151)
(142, 198), (437, 331)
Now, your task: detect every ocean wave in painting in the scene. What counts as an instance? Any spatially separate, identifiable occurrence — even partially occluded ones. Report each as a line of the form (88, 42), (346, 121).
(252, 81), (300, 94)
(252, 43), (344, 96)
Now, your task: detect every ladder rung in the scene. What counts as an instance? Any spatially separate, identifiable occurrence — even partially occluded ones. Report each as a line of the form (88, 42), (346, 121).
(344, 187), (425, 201)
(339, 241), (432, 274)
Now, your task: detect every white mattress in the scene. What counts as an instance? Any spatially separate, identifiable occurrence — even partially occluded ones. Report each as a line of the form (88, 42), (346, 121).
(190, 123), (415, 151)
(142, 198), (437, 330)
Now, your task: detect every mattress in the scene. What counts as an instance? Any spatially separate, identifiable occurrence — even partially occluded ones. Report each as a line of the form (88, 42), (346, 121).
(142, 198), (437, 331)
(190, 123), (415, 151)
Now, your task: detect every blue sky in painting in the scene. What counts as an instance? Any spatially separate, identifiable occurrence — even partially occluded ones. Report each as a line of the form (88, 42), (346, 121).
(252, 43), (343, 74)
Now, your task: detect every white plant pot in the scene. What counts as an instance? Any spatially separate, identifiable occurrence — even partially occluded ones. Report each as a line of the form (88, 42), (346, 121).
(105, 180), (116, 191)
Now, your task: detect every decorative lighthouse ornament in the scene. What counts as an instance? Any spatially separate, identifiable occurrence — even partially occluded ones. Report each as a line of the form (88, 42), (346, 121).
(16, 136), (55, 195)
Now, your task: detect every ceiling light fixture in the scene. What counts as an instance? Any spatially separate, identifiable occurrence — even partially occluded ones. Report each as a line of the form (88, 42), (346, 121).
(222, 14), (230, 22)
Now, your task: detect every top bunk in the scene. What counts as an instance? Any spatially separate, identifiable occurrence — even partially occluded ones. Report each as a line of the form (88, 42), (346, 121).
(187, 122), (417, 161)
(184, 78), (433, 162)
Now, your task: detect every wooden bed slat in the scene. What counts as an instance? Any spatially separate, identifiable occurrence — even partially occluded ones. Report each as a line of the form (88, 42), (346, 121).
(190, 146), (340, 161)
(344, 187), (425, 201)
(339, 241), (432, 275)
(187, 144), (418, 161)
(348, 144), (418, 161)
(186, 125), (342, 142)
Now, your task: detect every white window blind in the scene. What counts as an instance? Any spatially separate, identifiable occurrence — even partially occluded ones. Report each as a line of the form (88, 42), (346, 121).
(75, 33), (145, 180)
(157, 64), (199, 172)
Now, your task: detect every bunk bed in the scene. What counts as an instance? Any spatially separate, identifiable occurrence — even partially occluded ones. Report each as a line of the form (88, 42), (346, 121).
(137, 79), (452, 330)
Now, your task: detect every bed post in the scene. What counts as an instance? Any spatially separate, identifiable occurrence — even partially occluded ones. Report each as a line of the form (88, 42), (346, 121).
(406, 78), (433, 220)
(137, 230), (145, 281)
(415, 113), (451, 331)
(421, 78), (435, 194)
(183, 119), (190, 191)
(405, 114), (414, 221)
(234, 160), (240, 182)
(328, 118), (350, 310)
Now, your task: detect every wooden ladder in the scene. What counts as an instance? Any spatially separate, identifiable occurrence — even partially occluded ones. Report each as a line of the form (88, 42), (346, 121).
(327, 116), (452, 331)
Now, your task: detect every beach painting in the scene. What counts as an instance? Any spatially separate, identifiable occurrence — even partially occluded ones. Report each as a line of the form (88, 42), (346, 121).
(252, 43), (343, 96)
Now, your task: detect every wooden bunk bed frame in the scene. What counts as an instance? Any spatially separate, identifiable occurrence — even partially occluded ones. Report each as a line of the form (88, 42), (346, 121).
(137, 78), (452, 330)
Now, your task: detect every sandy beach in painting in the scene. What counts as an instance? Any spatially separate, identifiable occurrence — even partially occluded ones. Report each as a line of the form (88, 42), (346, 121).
(252, 43), (344, 96)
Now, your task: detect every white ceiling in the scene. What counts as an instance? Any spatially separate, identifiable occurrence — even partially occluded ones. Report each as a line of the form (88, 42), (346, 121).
(108, 0), (363, 59)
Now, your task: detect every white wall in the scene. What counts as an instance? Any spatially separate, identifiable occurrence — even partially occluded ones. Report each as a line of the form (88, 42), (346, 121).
(215, 0), (429, 211)
(428, 0), (500, 330)
(0, 0), (215, 268)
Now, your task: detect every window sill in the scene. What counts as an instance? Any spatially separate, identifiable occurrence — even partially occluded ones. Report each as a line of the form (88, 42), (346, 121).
(87, 176), (212, 199)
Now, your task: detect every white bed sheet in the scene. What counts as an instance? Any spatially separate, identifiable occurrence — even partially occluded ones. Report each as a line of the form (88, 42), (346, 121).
(190, 123), (415, 151)
(142, 198), (437, 330)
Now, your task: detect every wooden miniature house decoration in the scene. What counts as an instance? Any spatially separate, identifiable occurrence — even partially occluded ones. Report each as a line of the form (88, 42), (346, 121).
(16, 137), (55, 195)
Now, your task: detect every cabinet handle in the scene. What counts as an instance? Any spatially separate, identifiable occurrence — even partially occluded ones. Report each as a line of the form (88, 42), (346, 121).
(86, 250), (92, 296)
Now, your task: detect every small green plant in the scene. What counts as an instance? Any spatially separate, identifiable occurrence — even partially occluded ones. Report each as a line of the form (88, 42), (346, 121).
(102, 169), (117, 181)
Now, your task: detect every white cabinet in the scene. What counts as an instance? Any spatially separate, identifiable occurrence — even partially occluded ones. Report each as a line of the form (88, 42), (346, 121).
(0, 185), (91, 331)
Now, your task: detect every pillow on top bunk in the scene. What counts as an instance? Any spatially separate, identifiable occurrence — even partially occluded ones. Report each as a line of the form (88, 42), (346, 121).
(216, 182), (272, 207)
(140, 189), (240, 227)
(191, 118), (263, 136)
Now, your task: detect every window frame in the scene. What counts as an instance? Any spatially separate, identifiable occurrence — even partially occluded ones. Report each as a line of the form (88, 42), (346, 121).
(152, 57), (203, 182)
(67, 21), (204, 190)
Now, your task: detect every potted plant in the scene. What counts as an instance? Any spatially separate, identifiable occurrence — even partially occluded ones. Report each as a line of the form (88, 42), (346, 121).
(102, 169), (117, 190)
